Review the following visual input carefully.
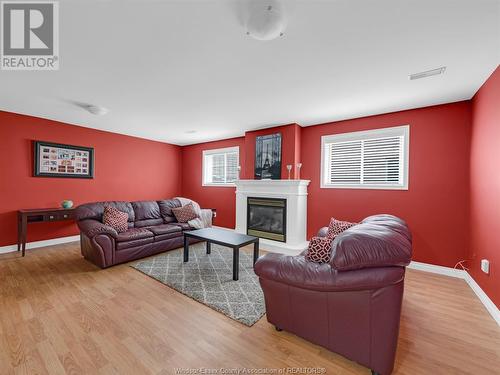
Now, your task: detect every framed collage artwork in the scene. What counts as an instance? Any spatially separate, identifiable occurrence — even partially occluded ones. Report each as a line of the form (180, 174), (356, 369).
(34, 141), (94, 178)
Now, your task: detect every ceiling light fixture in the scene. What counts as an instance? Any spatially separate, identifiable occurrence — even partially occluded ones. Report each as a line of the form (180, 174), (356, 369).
(246, 1), (286, 41)
(409, 66), (446, 80)
(85, 105), (109, 116)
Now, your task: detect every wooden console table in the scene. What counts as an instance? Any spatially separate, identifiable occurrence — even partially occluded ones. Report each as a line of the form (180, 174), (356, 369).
(17, 208), (75, 257)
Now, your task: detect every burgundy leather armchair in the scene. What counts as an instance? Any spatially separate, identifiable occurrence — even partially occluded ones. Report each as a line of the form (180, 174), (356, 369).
(254, 215), (412, 375)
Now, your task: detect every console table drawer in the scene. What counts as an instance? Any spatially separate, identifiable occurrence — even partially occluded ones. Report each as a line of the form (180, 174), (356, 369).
(44, 212), (74, 221)
(59, 212), (74, 220)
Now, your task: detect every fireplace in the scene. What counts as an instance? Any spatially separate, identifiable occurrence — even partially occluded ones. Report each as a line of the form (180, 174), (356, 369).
(247, 197), (286, 242)
(235, 180), (309, 253)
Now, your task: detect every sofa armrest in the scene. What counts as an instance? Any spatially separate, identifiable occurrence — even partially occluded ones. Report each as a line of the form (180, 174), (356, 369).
(254, 253), (405, 292)
(317, 227), (328, 238)
(203, 208), (217, 218)
(199, 208), (213, 227)
(77, 219), (118, 238)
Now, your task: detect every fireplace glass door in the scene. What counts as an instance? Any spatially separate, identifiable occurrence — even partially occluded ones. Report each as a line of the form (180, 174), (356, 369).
(247, 197), (286, 242)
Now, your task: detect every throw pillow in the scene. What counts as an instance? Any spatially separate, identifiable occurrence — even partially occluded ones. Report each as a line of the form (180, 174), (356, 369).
(327, 217), (357, 239)
(103, 206), (128, 233)
(306, 236), (333, 264)
(171, 202), (199, 223)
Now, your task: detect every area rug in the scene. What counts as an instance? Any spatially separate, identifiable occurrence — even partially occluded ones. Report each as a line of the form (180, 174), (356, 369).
(131, 243), (265, 326)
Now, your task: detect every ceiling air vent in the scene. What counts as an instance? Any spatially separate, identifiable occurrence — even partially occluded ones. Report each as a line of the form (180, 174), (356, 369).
(409, 67), (446, 80)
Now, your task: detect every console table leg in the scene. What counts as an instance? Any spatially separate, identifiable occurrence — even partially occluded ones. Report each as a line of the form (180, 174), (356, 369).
(17, 214), (21, 252)
(206, 241), (211, 255)
(21, 216), (27, 257)
(233, 247), (239, 281)
(183, 236), (189, 262)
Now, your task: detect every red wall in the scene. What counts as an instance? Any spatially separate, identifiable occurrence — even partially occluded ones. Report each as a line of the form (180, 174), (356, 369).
(469, 66), (500, 308)
(302, 102), (471, 267)
(0, 111), (182, 247)
(181, 137), (246, 229)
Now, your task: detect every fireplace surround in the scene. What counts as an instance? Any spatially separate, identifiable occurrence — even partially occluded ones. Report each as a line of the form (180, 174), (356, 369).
(235, 179), (310, 254)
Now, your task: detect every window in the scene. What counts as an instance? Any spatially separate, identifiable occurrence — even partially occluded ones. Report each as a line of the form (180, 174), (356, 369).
(202, 146), (239, 186)
(321, 125), (409, 190)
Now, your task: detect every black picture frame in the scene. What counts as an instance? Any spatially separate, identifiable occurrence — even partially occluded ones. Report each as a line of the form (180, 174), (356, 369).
(255, 133), (282, 179)
(33, 141), (94, 178)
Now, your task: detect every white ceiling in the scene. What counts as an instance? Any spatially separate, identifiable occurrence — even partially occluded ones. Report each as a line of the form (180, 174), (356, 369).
(1, 0), (499, 145)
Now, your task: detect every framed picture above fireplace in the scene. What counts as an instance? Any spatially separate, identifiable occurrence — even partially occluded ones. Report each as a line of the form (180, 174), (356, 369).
(255, 133), (282, 180)
(33, 141), (94, 178)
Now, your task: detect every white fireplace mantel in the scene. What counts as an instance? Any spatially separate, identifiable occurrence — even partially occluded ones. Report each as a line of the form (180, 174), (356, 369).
(234, 179), (310, 254)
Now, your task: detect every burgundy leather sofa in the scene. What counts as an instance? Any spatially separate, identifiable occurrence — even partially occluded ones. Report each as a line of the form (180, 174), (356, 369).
(254, 215), (412, 375)
(75, 199), (203, 268)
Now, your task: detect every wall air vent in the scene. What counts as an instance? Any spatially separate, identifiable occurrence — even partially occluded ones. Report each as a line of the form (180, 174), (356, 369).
(409, 67), (446, 80)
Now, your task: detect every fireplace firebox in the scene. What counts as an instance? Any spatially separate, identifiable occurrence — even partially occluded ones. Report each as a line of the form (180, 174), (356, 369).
(247, 197), (286, 242)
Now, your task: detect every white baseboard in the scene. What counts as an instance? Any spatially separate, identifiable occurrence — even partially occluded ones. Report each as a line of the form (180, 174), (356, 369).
(408, 261), (500, 326)
(463, 272), (500, 326)
(0, 235), (80, 254)
(408, 261), (468, 279)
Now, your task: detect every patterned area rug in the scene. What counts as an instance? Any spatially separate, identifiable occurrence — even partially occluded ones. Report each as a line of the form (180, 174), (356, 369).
(131, 243), (265, 326)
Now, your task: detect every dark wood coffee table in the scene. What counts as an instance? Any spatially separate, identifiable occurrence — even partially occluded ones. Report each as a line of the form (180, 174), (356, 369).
(183, 227), (259, 281)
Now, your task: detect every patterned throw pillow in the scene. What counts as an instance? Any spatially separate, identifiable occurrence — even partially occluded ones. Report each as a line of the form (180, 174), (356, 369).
(306, 236), (333, 264)
(171, 203), (199, 223)
(103, 206), (128, 233)
(305, 218), (358, 264)
(327, 217), (357, 239)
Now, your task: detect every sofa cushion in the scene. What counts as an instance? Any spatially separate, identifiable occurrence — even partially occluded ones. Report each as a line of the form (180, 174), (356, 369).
(170, 222), (193, 231)
(171, 203), (198, 223)
(158, 199), (182, 223)
(75, 201), (135, 225)
(131, 201), (163, 227)
(135, 218), (164, 228)
(116, 237), (154, 250)
(154, 232), (183, 242)
(115, 227), (154, 242)
(147, 224), (182, 236)
(103, 206), (129, 233)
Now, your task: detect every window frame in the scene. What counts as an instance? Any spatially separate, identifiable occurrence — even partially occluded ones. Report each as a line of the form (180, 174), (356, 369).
(202, 146), (240, 187)
(320, 125), (410, 190)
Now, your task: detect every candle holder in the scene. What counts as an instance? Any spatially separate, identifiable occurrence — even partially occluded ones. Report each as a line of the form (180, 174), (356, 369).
(296, 163), (302, 180)
(286, 165), (292, 179)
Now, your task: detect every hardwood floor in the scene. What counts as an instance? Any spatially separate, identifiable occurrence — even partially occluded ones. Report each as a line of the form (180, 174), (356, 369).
(0, 243), (499, 375)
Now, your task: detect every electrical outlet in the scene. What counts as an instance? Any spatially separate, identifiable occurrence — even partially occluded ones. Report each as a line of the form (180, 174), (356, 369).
(481, 259), (490, 274)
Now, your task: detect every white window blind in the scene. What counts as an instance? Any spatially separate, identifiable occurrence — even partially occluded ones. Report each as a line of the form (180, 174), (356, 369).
(321, 125), (409, 189)
(203, 146), (239, 186)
